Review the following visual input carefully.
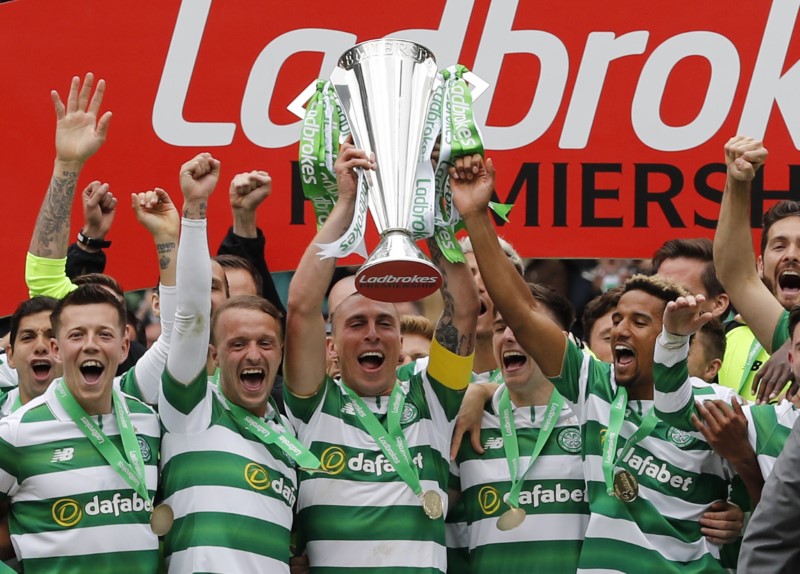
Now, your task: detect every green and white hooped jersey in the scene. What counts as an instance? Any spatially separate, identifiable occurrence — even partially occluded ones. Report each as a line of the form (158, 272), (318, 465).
(0, 380), (160, 573)
(159, 368), (297, 573)
(454, 383), (587, 573)
(743, 400), (799, 479)
(0, 388), (20, 419)
(444, 368), (495, 574)
(285, 344), (469, 573)
(551, 340), (737, 573)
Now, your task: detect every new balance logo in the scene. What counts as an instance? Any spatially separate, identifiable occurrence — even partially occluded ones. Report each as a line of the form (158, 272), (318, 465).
(51, 448), (75, 463)
(483, 437), (504, 450)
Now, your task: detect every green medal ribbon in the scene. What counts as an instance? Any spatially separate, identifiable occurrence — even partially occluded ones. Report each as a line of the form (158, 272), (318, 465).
(54, 380), (152, 506)
(498, 387), (565, 509)
(339, 381), (424, 497)
(601, 387), (659, 497)
(223, 396), (321, 471)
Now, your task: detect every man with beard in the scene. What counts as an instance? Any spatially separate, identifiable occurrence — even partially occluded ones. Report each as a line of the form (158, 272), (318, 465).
(452, 155), (744, 573)
(1, 297), (61, 417)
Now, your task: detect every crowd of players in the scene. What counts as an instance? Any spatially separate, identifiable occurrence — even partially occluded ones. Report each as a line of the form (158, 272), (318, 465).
(0, 73), (798, 573)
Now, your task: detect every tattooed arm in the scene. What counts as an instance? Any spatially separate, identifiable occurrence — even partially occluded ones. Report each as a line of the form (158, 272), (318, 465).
(285, 142), (375, 397)
(28, 74), (111, 260)
(427, 240), (479, 357)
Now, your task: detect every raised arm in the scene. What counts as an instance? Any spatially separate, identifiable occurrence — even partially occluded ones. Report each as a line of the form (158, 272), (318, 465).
(121, 187), (180, 404)
(217, 170), (286, 313)
(29, 73), (111, 259)
(284, 143), (374, 396)
(427, 240), (479, 358)
(452, 157), (566, 377)
(65, 182), (117, 279)
(714, 137), (781, 351)
(653, 294), (713, 430)
(27, 73), (111, 298)
(166, 153), (219, 385)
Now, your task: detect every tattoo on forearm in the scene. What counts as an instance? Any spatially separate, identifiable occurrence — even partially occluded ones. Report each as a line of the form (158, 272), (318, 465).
(430, 241), (473, 356)
(156, 242), (176, 254)
(32, 170), (78, 257)
(159, 255), (171, 270)
(183, 201), (207, 219)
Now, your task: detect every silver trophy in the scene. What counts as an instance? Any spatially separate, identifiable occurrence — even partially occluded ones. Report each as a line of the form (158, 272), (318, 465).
(331, 39), (442, 302)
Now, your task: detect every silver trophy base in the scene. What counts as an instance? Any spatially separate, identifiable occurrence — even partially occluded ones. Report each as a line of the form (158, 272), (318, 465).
(355, 231), (442, 302)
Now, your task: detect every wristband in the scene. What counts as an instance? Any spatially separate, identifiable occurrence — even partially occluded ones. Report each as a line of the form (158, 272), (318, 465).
(77, 230), (112, 249)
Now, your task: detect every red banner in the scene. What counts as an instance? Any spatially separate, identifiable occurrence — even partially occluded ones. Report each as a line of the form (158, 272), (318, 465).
(2, 0), (799, 313)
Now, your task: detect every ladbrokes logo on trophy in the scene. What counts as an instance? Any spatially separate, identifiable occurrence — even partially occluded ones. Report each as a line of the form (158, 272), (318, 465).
(52, 498), (82, 527)
(51, 493), (152, 528)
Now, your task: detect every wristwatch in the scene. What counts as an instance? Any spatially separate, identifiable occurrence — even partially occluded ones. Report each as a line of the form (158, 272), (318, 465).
(77, 230), (112, 249)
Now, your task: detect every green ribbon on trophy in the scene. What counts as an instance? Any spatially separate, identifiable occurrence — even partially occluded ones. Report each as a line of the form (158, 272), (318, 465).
(299, 80), (369, 260)
(299, 65), (510, 263)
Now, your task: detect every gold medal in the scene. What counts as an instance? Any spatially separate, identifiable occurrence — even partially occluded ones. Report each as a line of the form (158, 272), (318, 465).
(613, 470), (638, 503)
(421, 490), (443, 520)
(496, 506), (526, 531)
(150, 503), (174, 536)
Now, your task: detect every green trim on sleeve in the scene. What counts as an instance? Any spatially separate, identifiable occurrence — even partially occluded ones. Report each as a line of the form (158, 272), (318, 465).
(162, 367), (208, 415)
(773, 309), (791, 352)
(547, 337), (584, 404)
(283, 377), (327, 424)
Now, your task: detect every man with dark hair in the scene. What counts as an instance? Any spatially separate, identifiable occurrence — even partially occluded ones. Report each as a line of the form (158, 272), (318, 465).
(214, 254), (263, 297)
(651, 238), (729, 318)
(582, 286), (622, 362)
(452, 154), (745, 572)
(0, 284), (160, 571)
(1, 297), (61, 417)
(688, 319), (726, 383)
(452, 283), (588, 572)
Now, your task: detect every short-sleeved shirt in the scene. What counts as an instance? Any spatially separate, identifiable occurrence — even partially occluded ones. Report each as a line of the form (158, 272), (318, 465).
(550, 340), (737, 573)
(454, 383), (587, 573)
(285, 339), (472, 573)
(159, 368), (297, 573)
(0, 381), (160, 573)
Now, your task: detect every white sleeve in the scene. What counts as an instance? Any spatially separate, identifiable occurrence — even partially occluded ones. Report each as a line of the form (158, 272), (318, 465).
(130, 284), (177, 404)
(166, 218), (212, 384)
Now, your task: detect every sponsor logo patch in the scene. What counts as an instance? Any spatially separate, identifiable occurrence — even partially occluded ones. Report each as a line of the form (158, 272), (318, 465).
(50, 447), (74, 463)
(244, 462), (271, 491)
(478, 486), (501, 515)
